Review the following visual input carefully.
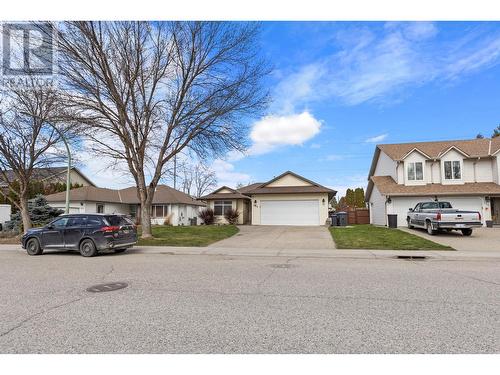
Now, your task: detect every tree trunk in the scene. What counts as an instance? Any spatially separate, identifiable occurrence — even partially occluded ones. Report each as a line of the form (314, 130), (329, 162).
(140, 197), (153, 239)
(19, 194), (32, 232)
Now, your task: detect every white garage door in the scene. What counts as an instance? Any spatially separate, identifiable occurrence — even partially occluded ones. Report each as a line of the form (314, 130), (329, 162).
(260, 200), (319, 226)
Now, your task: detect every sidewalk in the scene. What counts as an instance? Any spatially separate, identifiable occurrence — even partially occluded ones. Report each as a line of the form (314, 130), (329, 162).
(2, 244), (499, 260)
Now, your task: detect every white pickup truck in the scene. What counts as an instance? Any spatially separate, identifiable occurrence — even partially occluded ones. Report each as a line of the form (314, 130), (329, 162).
(407, 201), (482, 236)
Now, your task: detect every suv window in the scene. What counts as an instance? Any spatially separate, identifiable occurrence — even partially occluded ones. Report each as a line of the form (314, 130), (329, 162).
(86, 216), (104, 227)
(50, 217), (69, 229)
(66, 216), (87, 227)
(104, 215), (130, 226)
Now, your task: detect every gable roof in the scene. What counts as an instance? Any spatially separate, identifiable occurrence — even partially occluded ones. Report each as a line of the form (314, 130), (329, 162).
(378, 138), (500, 161)
(400, 147), (432, 160)
(0, 166), (96, 187)
(200, 171), (336, 200)
(236, 182), (264, 193)
(244, 171), (336, 196)
(45, 184), (205, 206)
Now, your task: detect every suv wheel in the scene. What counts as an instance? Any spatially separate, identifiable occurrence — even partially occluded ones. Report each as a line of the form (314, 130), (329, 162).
(461, 228), (473, 236)
(26, 238), (43, 256)
(426, 222), (436, 235)
(79, 239), (97, 257)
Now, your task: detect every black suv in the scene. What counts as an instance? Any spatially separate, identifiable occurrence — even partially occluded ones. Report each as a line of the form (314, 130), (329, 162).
(21, 214), (137, 257)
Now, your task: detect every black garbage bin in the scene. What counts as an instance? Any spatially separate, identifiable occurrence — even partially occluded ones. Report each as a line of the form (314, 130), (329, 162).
(330, 214), (338, 226)
(486, 220), (493, 228)
(337, 212), (348, 226)
(387, 214), (398, 228)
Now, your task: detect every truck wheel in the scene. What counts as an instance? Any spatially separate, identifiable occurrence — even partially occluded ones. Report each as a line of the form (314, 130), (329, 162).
(26, 238), (43, 256)
(407, 217), (413, 229)
(79, 239), (97, 257)
(461, 229), (473, 236)
(426, 222), (436, 235)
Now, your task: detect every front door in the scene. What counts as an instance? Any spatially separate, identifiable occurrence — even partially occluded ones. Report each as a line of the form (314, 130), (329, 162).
(492, 198), (500, 224)
(41, 217), (69, 248)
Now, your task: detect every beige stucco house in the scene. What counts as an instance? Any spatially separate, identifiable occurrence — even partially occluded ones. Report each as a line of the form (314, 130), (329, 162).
(200, 171), (336, 226)
(366, 137), (500, 227)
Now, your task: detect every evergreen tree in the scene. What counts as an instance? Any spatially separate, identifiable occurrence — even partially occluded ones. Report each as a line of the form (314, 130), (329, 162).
(354, 187), (366, 208)
(493, 125), (500, 138)
(345, 189), (355, 207)
(4, 194), (63, 232)
(329, 196), (338, 210)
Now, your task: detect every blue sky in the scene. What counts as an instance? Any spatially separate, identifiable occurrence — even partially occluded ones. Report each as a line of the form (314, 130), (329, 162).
(82, 22), (500, 196)
(209, 21), (500, 196)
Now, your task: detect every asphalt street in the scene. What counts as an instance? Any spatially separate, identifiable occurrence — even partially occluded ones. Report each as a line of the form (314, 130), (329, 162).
(0, 249), (498, 353)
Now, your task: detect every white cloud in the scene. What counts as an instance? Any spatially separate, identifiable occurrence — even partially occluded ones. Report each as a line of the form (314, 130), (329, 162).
(211, 159), (251, 188)
(310, 143), (321, 149)
(365, 134), (388, 143)
(248, 111), (322, 155)
(272, 22), (500, 109)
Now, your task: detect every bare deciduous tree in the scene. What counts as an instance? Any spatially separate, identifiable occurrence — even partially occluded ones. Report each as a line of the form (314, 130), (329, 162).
(0, 85), (72, 230)
(56, 21), (269, 238)
(180, 162), (217, 198)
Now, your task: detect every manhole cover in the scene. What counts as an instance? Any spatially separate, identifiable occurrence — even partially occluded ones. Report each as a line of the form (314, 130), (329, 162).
(269, 263), (296, 269)
(395, 255), (428, 261)
(86, 282), (128, 293)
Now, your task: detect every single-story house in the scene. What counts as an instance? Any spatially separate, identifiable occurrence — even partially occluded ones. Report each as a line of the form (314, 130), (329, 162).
(200, 171), (336, 226)
(366, 137), (500, 227)
(45, 185), (205, 226)
(1, 166), (96, 189)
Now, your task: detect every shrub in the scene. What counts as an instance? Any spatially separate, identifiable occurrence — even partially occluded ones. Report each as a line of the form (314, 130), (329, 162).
(224, 208), (240, 225)
(198, 208), (215, 225)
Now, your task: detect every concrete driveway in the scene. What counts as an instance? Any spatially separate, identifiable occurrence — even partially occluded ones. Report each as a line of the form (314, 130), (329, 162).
(209, 225), (335, 250)
(400, 227), (500, 252)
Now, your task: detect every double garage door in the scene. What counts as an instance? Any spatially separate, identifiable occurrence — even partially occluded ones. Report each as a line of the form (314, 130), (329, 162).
(260, 200), (320, 226)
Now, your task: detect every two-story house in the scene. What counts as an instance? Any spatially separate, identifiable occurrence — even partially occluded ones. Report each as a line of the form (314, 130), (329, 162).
(366, 138), (500, 227)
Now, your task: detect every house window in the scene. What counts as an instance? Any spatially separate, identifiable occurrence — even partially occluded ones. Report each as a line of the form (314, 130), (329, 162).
(152, 205), (168, 218)
(129, 204), (137, 218)
(444, 161), (461, 180)
(214, 200), (232, 216)
(96, 203), (104, 213)
(407, 162), (423, 181)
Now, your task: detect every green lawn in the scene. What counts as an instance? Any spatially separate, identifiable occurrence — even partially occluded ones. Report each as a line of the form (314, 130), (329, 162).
(329, 225), (453, 250)
(137, 225), (239, 247)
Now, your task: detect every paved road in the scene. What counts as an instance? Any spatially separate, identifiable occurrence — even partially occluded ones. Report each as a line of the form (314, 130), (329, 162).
(0, 250), (498, 353)
(400, 227), (500, 251)
(209, 225), (336, 249)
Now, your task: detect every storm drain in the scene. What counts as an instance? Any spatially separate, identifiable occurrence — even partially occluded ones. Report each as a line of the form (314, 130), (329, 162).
(86, 282), (128, 293)
(269, 263), (297, 269)
(395, 255), (428, 261)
